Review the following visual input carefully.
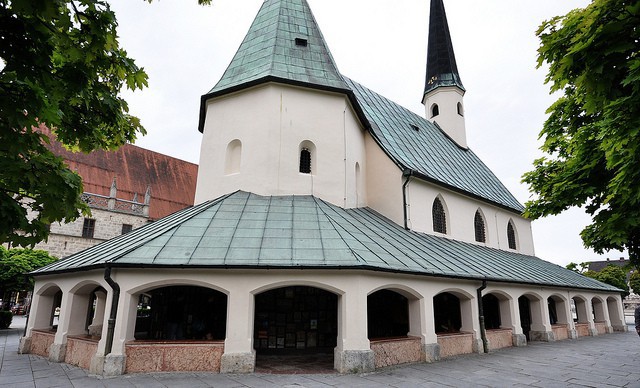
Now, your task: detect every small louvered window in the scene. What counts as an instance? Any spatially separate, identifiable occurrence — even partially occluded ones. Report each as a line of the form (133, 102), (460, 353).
(507, 221), (517, 250)
(295, 38), (308, 47)
(299, 148), (311, 174)
(122, 224), (133, 234)
(432, 197), (447, 234)
(474, 210), (486, 243)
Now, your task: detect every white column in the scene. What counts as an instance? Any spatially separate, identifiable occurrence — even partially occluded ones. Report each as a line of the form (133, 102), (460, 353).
(220, 290), (255, 373)
(334, 287), (374, 373)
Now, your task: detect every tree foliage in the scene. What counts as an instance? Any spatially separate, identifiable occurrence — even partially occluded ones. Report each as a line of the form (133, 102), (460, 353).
(583, 265), (629, 297)
(629, 270), (640, 294)
(522, 0), (640, 267)
(0, 0), (150, 247)
(0, 246), (57, 307)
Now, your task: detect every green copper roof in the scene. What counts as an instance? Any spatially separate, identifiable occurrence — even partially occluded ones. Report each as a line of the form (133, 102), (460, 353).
(33, 192), (616, 293)
(208, 0), (348, 96)
(346, 77), (524, 212)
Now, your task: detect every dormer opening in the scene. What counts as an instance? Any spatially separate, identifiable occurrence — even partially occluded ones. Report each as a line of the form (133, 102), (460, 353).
(457, 102), (464, 116)
(295, 38), (308, 47)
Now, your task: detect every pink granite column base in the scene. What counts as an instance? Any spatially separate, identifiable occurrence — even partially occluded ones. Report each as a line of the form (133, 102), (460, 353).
(370, 336), (423, 368)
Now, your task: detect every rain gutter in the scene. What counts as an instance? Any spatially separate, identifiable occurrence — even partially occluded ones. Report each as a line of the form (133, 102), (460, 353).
(103, 263), (120, 355)
(477, 280), (489, 353)
(402, 168), (413, 230)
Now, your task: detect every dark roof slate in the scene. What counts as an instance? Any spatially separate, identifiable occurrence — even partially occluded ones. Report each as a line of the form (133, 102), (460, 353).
(424, 0), (464, 95)
(32, 192), (617, 293)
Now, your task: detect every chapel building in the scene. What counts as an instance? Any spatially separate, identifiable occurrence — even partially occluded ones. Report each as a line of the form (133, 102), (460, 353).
(20, 0), (626, 376)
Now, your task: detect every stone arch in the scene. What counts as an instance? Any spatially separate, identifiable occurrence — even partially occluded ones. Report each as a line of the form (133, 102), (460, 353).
(224, 139), (242, 175)
(548, 294), (571, 325)
(251, 280), (344, 297)
(128, 278), (230, 296)
(592, 296), (607, 322)
(253, 285), (338, 365)
(32, 284), (63, 331)
(518, 293), (545, 341)
(606, 295), (625, 330)
(130, 284), (228, 341)
(433, 289), (474, 334)
(67, 282), (106, 337)
(482, 292), (505, 330)
(572, 295), (589, 323)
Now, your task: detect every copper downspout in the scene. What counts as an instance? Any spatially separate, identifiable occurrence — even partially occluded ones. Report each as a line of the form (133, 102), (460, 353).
(103, 264), (120, 355)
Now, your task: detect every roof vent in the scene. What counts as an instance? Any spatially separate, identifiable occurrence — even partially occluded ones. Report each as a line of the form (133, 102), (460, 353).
(410, 124), (420, 132)
(295, 38), (308, 47)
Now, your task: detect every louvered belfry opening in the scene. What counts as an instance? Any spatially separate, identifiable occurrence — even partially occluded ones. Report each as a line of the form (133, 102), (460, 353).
(432, 197), (447, 233)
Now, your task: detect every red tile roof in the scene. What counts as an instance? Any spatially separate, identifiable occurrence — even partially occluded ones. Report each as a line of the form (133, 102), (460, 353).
(41, 128), (198, 220)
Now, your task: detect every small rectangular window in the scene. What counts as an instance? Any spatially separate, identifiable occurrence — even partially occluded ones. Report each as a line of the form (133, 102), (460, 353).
(122, 224), (133, 234)
(295, 38), (308, 47)
(82, 218), (96, 238)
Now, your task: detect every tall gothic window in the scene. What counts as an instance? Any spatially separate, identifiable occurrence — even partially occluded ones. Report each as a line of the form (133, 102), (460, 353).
(474, 210), (486, 243)
(432, 197), (447, 234)
(507, 221), (517, 250)
(299, 148), (311, 174)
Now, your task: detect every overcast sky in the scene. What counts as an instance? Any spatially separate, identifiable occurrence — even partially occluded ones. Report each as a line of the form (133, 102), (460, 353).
(107, 0), (626, 267)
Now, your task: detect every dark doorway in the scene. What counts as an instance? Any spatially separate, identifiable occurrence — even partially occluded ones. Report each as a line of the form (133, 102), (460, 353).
(482, 294), (501, 330)
(368, 289), (409, 339)
(433, 292), (462, 333)
(518, 296), (531, 341)
(134, 285), (227, 340)
(253, 286), (338, 372)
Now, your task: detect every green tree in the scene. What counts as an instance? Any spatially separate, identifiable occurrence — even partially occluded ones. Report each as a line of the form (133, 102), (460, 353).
(583, 264), (629, 297)
(629, 270), (640, 294)
(0, 246), (57, 309)
(566, 262), (590, 274)
(522, 1), (640, 267)
(0, 0), (149, 247)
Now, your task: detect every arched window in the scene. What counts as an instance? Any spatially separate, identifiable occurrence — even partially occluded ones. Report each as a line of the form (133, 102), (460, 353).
(507, 220), (517, 250)
(431, 103), (440, 118)
(299, 148), (311, 174)
(432, 197), (447, 234)
(474, 210), (486, 243)
(224, 139), (242, 175)
(457, 102), (464, 116)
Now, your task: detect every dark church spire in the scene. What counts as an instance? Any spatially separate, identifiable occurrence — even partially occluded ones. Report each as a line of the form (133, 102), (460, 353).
(424, 0), (464, 97)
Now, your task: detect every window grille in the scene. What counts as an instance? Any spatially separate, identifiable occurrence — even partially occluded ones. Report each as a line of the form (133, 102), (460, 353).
(474, 210), (486, 243)
(82, 218), (96, 238)
(507, 221), (517, 250)
(299, 148), (311, 174)
(432, 198), (447, 234)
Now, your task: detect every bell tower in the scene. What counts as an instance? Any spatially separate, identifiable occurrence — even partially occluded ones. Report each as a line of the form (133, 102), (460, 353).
(422, 0), (467, 148)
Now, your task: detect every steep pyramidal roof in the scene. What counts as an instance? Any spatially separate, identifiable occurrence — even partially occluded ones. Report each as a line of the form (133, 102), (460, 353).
(424, 0), (464, 96)
(206, 0), (348, 97)
(199, 0), (523, 212)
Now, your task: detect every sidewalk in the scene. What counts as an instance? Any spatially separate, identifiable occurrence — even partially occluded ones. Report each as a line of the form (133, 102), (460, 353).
(1, 315), (639, 387)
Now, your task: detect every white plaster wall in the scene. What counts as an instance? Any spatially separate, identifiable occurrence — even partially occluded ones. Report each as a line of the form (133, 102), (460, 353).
(405, 179), (535, 255)
(195, 83), (367, 209)
(422, 86), (467, 148)
(364, 133), (404, 226)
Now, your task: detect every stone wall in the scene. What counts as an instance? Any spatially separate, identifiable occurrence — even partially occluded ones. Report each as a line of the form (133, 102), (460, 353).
(30, 330), (55, 358)
(552, 324), (569, 341)
(575, 323), (590, 337)
(437, 333), (474, 358)
(370, 336), (423, 368)
(595, 322), (607, 335)
(34, 208), (148, 258)
(65, 336), (99, 370)
(486, 328), (513, 350)
(125, 342), (224, 373)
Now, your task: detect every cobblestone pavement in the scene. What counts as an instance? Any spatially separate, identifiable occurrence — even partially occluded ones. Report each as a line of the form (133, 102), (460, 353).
(2, 316), (639, 387)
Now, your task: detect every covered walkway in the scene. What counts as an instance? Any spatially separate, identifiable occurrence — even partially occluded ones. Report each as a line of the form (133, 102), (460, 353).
(2, 316), (639, 387)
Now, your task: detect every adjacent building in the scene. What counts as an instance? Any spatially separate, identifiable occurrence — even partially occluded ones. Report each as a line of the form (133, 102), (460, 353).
(20, 0), (626, 376)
